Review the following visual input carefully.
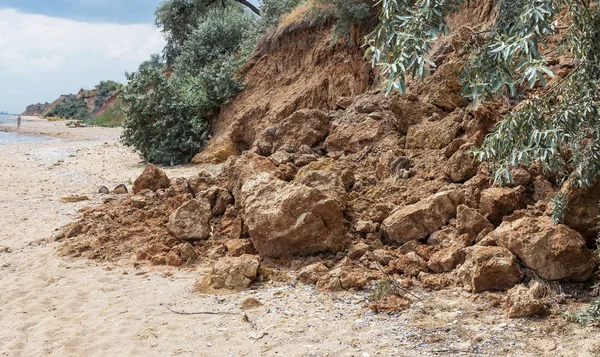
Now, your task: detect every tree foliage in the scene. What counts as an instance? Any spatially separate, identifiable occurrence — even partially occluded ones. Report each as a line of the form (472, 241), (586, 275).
(121, 64), (209, 165)
(368, 0), (600, 223)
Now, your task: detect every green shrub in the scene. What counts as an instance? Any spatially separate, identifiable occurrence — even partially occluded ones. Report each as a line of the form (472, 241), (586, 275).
(320, 0), (374, 43)
(565, 294), (600, 325)
(45, 95), (89, 119)
(121, 64), (209, 165)
(87, 102), (124, 127)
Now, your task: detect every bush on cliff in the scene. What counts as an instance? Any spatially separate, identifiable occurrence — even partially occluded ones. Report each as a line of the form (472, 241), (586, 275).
(44, 95), (89, 120)
(121, 61), (209, 165)
(122, 0), (302, 165)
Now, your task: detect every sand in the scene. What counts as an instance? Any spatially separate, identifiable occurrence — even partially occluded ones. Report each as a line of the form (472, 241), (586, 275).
(1, 118), (599, 357)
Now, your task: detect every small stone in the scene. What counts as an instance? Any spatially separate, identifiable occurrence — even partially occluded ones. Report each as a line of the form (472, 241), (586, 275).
(165, 251), (183, 267)
(241, 298), (263, 310)
(130, 196), (146, 208)
(98, 186), (109, 194)
(113, 184), (128, 194)
(348, 242), (370, 260)
(60, 195), (90, 202)
(133, 163), (171, 194)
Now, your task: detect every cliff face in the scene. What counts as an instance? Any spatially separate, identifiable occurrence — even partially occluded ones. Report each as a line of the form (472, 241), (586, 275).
(22, 89), (120, 120)
(192, 19), (374, 164)
(22, 103), (50, 116)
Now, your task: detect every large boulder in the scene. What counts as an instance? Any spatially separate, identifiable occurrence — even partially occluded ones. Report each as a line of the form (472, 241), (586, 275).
(294, 170), (348, 208)
(491, 216), (595, 281)
(456, 205), (494, 240)
(266, 109), (329, 151)
(381, 190), (463, 244)
(479, 187), (527, 225)
(445, 148), (479, 183)
(240, 172), (345, 257)
(227, 152), (282, 204)
(564, 180), (600, 240)
(324, 117), (385, 154)
(207, 255), (260, 289)
(405, 113), (461, 149)
(133, 164), (171, 194)
(458, 246), (522, 293)
(166, 198), (212, 241)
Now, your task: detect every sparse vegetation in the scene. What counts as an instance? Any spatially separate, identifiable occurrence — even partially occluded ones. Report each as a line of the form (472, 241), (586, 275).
(565, 288), (600, 325)
(367, 279), (395, 302)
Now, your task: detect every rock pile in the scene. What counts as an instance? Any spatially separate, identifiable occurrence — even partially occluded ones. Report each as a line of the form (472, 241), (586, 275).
(59, 18), (597, 317)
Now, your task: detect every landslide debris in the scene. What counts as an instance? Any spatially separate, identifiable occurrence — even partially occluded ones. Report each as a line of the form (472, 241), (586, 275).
(59, 7), (598, 318)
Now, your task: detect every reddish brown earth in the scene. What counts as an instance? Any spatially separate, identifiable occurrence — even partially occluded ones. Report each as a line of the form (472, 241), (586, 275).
(49, 3), (600, 356)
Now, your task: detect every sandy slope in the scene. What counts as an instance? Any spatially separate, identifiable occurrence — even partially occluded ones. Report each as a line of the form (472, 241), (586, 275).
(0, 119), (599, 357)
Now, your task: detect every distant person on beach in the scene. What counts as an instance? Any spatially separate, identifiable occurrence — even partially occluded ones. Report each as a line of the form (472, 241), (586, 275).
(17, 116), (21, 129)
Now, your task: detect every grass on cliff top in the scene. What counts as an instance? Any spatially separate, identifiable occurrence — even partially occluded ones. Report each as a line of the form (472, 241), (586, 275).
(86, 106), (124, 127)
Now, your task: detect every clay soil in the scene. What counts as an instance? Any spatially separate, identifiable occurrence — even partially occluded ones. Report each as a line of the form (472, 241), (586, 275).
(0, 119), (598, 356)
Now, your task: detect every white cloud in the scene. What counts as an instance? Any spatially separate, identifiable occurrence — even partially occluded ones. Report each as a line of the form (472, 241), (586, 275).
(0, 8), (165, 112)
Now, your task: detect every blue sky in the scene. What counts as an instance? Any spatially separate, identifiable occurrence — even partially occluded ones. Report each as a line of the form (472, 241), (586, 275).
(0, 0), (260, 114)
(0, 0), (163, 24)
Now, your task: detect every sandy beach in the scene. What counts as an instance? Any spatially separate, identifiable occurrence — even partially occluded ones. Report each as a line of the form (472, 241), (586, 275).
(0, 118), (599, 357)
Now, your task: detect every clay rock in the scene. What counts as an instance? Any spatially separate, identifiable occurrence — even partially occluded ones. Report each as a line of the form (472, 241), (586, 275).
(324, 117), (385, 154)
(504, 285), (547, 318)
(405, 114), (461, 149)
(445, 148), (479, 182)
(532, 176), (555, 202)
(197, 186), (234, 216)
(133, 164), (171, 194)
(227, 153), (282, 206)
(355, 220), (378, 234)
(268, 109), (329, 151)
(317, 260), (377, 291)
(395, 252), (427, 277)
(348, 242), (370, 259)
(225, 239), (256, 257)
(179, 242), (198, 262)
(427, 245), (465, 273)
(507, 167), (532, 188)
(207, 254), (260, 289)
(479, 187), (527, 225)
(564, 180), (600, 240)
(240, 172), (345, 257)
(458, 246), (522, 293)
(294, 170), (347, 208)
(381, 190), (463, 244)
(456, 205), (494, 239)
(166, 198), (212, 241)
(491, 216), (595, 281)
(297, 262), (330, 285)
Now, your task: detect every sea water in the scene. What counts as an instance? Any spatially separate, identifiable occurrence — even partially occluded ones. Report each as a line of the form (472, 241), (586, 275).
(0, 114), (53, 145)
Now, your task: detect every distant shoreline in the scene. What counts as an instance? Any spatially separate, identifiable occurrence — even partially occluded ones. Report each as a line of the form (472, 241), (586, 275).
(0, 115), (123, 140)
